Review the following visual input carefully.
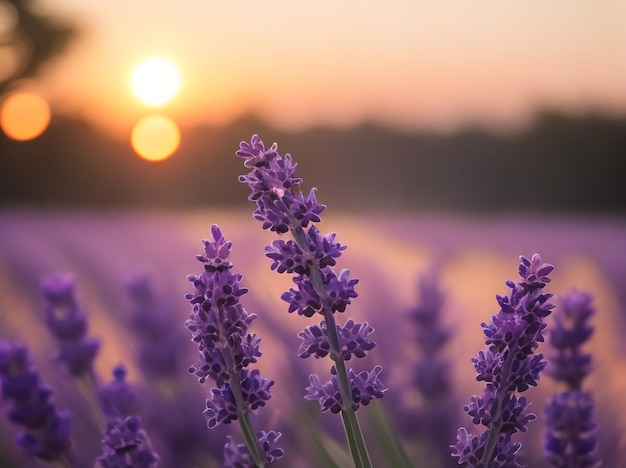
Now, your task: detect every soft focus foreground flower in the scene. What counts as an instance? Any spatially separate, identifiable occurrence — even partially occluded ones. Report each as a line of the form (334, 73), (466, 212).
(408, 273), (452, 399)
(0, 340), (73, 463)
(97, 416), (159, 468)
(185, 224), (283, 467)
(223, 431), (285, 468)
(453, 254), (555, 467)
(97, 365), (159, 468)
(406, 273), (457, 466)
(125, 275), (184, 377)
(237, 134), (385, 468)
(543, 291), (600, 467)
(40, 273), (100, 377)
(98, 364), (138, 422)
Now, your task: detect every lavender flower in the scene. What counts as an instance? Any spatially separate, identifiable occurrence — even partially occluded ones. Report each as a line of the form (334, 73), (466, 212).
(125, 275), (183, 377)
(543, 291), (599, 467)
(98, 364), (138, 422)
(453, 254), (555, 467)
(409, 273), (451, 401)
(237, 134), (385, 468)
(185, 224), (283, 467)
(97, 416), (159, 468)
(97, 365), (159, 468)
(40, 273), (100, 377)
(405, 273), (457, 467)
(305, 365), (386, 414)
(223, 431), (285, 468)
(0, 340), (73, 463)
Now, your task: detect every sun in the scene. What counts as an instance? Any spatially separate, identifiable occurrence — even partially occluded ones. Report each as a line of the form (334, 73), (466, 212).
(131, 58), (181, 107)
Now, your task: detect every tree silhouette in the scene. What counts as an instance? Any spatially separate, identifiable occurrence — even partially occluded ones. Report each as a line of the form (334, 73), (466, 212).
(0, 0), (77, 96)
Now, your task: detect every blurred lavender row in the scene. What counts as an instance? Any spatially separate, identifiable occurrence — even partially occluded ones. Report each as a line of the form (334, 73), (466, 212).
(1, 138), (626, 466)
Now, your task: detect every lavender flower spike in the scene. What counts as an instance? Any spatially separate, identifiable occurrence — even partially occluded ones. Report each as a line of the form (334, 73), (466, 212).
(40, 273), (100, 378)
(0, 340), (73, 465)
(453, 254), (555, 467)
(97, 416), (159, 468)
(237, 134), (385, 468)
(185, 224), (283, 467)
(97, 365), (159, 468)
(543, 291), (600, 467)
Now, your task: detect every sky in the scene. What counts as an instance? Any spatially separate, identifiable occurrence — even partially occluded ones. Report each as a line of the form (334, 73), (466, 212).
(24, 0), (626, 137)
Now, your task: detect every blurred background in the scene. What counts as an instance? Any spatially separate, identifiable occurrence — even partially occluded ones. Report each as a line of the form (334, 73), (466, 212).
(0, 0), (625, 212)
(1, 1), (626, 467)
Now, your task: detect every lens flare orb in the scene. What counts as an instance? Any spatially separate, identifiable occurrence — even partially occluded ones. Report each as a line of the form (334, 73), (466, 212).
(130, 115), (180, 162)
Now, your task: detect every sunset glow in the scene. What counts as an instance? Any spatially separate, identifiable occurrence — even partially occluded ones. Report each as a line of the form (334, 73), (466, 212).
(131, 58), (181, 107)
(0, 92), (51, 141)
(130, 115), (180, 162)
(30, 0), (626, 137)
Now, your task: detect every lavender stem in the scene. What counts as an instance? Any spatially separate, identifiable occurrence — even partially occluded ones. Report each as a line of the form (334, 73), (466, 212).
(293, 225), (372, 468)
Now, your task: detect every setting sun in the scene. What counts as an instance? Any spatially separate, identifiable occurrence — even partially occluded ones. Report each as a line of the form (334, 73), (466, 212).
(130, 114), (181, 162)
(131, 58), (181, 107)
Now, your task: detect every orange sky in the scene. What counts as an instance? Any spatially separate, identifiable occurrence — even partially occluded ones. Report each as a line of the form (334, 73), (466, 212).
(28, 0), (626, 137)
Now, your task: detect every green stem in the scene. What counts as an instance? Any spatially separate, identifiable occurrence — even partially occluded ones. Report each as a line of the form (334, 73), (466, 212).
(308, 261), (372, 468)
(481, 349), (515, 465)
(74, 371), (105, 433)
(288, 222), (373, 468)
(367, 401), (414, 468)
(482, 424), (500, 467)
(223, 349), (266, 468)
(339, 403), (371, 468)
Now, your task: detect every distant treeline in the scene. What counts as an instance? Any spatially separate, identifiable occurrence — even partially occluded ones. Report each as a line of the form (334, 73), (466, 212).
(1, 111), (625, 214)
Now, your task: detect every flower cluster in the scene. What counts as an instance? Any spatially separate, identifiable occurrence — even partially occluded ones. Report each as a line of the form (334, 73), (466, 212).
(543, 291), (599, 467)
(97, 365), (159, 468)
(237, 134), (385, 405)
(237, 134), (385, 466)
(406, 273), (457, 465)
(0, 340), (73, 463)
(40, 273), (100, 377)
(409, 273), (451, 401)
(223, 431), (285, 468)
(453, 254), (555, 467)
(185, 224), (283, 466)
(98, 364), (138, 421)
(305, 365), (386, 414)
(125, 275), (183, 377)
(97, 415), (159, 468)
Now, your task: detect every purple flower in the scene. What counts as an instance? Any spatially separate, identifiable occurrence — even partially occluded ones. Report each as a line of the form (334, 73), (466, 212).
(40, 273), (100, 377)
(453, 254), (555, 466)
(237, 134), (383, 465)
(223, 431), (285, 468)
(0, 340), (73, 463)
(266, 226), (346, 275)
(297, 319), (375, 360)
(401, 273), (458, 465)
(543, 291), (599, 467)
(97, 416), (159, 468)
(544, 392), (598, 468)
(452, 427), (522, 468)
(185, 224), (282, 465)
(236, 134), (324, 234)
(546, 291), (595, 390)
(305, 365), (386, 414)
(408, 273), (453, 400)
(98, 364), (137, 421)
(125, 275), (184, 377)
(204, 369), (274, 428)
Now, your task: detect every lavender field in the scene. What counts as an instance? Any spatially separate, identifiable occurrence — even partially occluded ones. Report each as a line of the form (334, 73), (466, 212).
(1, 207), (625, 467)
